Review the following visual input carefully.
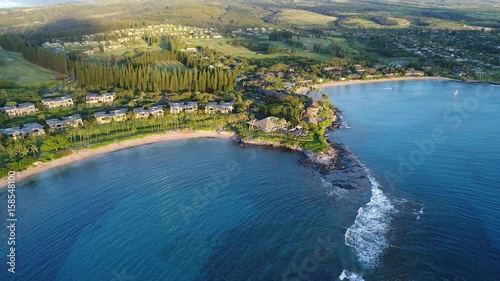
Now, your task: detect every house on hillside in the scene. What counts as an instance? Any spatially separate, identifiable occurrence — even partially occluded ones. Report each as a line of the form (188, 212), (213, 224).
(86, 92), (116, 104)
(405, 69), (425, 76)
(169, 102), (198, 114)
(1, 103), (37, 118)
(303, 98), (320, 125)
(1, 123), (45, 140)
(133, 106), (164, 119)
(46, 115), (83, 130)
(94, 109), (127, 124)
(247, 117), (287, 133)
(204, 102), (234, 114)
(42, 95), (74, 109)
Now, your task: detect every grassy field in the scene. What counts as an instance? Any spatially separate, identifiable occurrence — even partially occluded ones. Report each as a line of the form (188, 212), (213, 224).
(86, 44), (157, 60)
(340, 17), (410, 29)
(184, 38), (334, 62)
(270, 9), (338, 27)
(0, 49), (59, 86)
(421, 18), (470, 29)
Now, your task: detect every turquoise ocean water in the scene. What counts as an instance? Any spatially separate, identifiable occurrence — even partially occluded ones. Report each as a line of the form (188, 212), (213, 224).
(0, 81), (499, 280)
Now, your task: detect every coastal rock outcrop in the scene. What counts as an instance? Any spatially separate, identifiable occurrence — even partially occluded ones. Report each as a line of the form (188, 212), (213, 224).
(237, 138), (303, 151)
(299, 144), (347, 174)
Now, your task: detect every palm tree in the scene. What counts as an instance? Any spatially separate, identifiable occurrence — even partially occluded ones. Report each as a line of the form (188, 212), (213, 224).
(0, 142), (6, 163)
(37, 113), (46, 122)
(47, 127), (55, 136)
(6, 145), (16, 160)
(14, 141), (28, 158)
(27, 142), (39, 159)
(66, 127), (75, 146)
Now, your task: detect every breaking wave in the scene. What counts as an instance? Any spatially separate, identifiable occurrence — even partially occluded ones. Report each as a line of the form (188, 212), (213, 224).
(339, 270), (365, 281)
(337, 114), (351, 129)
(321, 177), (349, 197)
(415, 206), (424, 220)
(344, 169), (396, 268)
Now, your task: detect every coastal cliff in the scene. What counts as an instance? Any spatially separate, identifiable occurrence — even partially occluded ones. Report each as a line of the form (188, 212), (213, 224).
(235, 110), (349, 176)
(237, 137), (303, 151)
(237, 106), (351, 176)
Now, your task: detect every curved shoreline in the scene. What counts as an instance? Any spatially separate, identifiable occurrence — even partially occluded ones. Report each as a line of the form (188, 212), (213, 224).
(1, 77), (478, 190)
(0, 131), (235, 190)
(296, 76), (459, 94)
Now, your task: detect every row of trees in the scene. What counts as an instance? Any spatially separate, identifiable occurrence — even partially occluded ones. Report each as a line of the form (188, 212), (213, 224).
(0, 33), (239, 93)
(0, 34), (69, 74)
(127, 49), (200, 69)
(75, 61), (238, 92)
(269, 30), (294, 41)
(313, 44), (348, 58)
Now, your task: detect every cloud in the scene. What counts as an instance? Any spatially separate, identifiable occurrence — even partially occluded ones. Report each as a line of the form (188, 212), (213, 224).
(0, 1), (91, 9)
(0, 0), (30, 9)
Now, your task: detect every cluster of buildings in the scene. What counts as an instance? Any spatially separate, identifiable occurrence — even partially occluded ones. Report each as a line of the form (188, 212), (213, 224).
(0, 123), (45, 140)
(231, 27), (275, 37)
(168, 101), (234, 114)
(204, 102), (235, 114)
(1, 103), (37, 118)
(133, 106), (164, 119)
(320, 64), (424, 80)
(1, 88), (237, 139)
(86, 92), (116, 104)
(0, 93), (117, 119)
(42, 95), (74, 109)
(46, 115), (83, 130)
(347, 29), (498, 79)
(303, 98), (320, 125)
(42, 24), (223, 55)
(0, 114), (83, 140)
(94, 109), (127, 124)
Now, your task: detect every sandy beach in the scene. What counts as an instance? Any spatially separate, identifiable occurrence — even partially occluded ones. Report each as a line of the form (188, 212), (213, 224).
(296, 76), (458, 94)
(0, 130), (235, 189)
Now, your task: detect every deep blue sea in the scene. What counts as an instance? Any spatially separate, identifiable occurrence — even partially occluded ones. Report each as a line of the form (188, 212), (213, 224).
(1, 81), (499, 281)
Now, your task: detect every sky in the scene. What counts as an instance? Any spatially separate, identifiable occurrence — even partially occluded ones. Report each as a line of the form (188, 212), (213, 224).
(0, 0), (88, 9)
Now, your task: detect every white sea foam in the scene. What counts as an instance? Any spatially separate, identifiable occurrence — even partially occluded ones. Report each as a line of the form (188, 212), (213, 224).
(342, 122), (351, 129)
(321, 177), (348, 197)
(415, 207), (424, 220)
(339, 270), (365, 281)
(344, 169), (395, 268)
(338, 114), (351, 129)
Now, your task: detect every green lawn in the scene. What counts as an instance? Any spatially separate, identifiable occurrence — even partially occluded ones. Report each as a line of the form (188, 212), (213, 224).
(340, 17), (410, 29)
(86, 43), (158, 60)
(271, 9), (338, 27)
(0, 49), (59, 86)
(184, 38), (333, 62)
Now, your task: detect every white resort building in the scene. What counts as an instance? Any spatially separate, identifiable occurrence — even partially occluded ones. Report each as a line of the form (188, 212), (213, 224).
(0, 123), (45, 140)
(1, 103), (37, 118)
(94, 109), (127, 124)
(204, 102), (234, 114)
(169, 102), (198, 114)
(42, 95), (74, 109)
(86, 92), (116, 104)
(46, 115), (83, 130)
(133, 106), (164, 119)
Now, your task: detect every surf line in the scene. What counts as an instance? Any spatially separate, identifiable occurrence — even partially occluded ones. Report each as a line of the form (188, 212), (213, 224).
(340, 167), (396, 280)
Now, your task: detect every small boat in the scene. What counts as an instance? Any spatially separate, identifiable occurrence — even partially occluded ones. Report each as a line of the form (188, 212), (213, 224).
(454, 90), (459, 95)
(383, 87), (393, 91)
